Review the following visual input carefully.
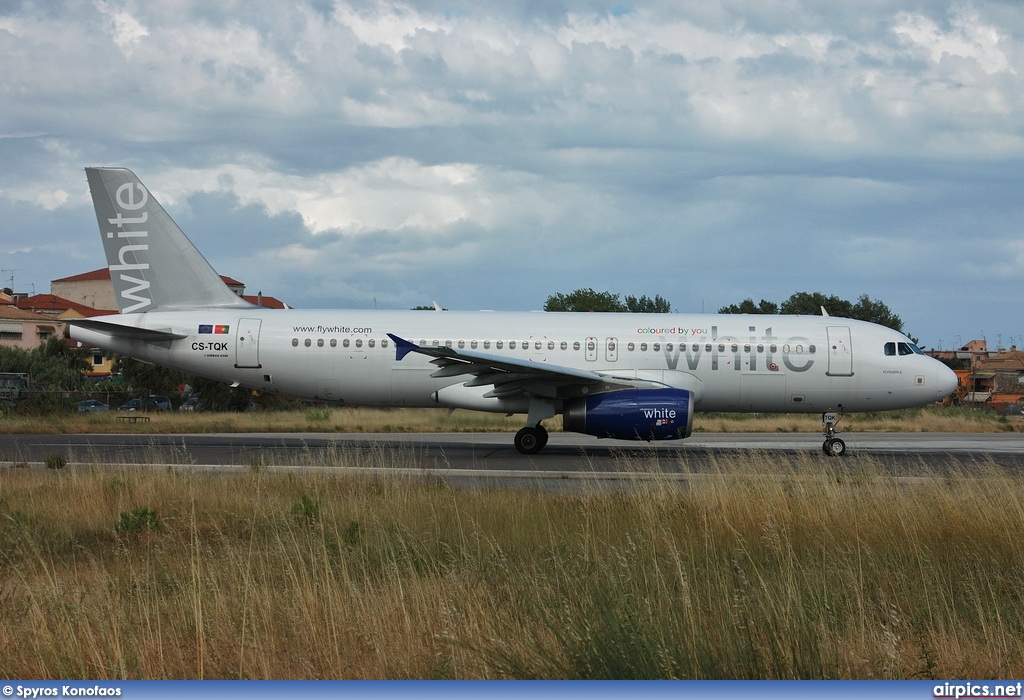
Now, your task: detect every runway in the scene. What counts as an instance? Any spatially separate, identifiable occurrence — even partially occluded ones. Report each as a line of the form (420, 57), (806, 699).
(1, 432), (1021, 485)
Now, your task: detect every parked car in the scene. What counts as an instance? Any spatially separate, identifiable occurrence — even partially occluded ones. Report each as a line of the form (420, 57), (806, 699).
(76, 399), (109, 412)
(179, 395), (205, 411)
(118, 395), (172, 412)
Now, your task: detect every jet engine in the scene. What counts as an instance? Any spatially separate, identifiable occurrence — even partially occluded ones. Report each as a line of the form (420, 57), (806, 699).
(562, 387), (694, 441)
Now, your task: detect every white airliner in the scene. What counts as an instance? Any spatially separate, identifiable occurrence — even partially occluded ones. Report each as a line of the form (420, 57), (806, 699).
(68, 168), (958, 455)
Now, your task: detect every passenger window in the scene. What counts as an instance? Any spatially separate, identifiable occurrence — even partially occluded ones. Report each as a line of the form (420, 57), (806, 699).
(640, 343), (648, 352)
(368, 339), (375, 348)
(628, 342), (635, 351)
(510, 341), (517, 349)
(693, 344), (699, 352)
(292, 338), (298, 347)
(471, 340), (478, 349)
(458, 340), (465, 349)
(705, 344), (712, 352)
(666, 343), (673, 351)
(355, 339), (363, 348)
(330, 339), (337, 348)
(730, 344), (738, 353)
(317, 339), (324, 347)
(573, 342), (581, 351)
(496, 341), (503, 349)
(587, 341), (596, 351)
(609, 342), (617, 351)
(484, 341), (491, 349)
(560, 342), (568, 350)
(548, 342), (554, 350)
(304, 339), (311, 347)
(382, 340), (388, 348)
(343, 339), (350, 348)
(653, 343), (660, 352)
(783, 344), (791, 354)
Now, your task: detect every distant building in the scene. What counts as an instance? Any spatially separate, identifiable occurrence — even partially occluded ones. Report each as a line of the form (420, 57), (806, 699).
(51, 268), (289, 312)
(0, 305), (61, 351)
(966, 349), (1024, 410)
(930, 340), (1024, 410)
(11, 294), (118, 376)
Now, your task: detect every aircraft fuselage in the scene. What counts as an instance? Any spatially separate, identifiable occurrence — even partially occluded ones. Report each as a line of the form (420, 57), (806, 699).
(71, 309), (953, 414)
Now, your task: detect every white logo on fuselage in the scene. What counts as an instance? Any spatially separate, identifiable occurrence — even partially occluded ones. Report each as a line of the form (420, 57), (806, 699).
(658, 325), (815, 373)
(105, 182), (152, 313)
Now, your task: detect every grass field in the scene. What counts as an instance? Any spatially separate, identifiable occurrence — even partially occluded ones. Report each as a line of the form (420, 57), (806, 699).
(2, 449), (1024, 679)
(2, 404), (1019, 435)
(2, 405), (1021, 679)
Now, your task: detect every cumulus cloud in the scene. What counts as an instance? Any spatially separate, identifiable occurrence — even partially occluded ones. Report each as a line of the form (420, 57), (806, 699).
(0, 0), (1022, 346)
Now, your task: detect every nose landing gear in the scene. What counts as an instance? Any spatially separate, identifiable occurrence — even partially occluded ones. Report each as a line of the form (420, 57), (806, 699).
(822, 408), (846, 457)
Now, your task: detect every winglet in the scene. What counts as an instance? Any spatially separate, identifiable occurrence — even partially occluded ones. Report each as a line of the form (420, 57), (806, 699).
(388, 333), (419, 361)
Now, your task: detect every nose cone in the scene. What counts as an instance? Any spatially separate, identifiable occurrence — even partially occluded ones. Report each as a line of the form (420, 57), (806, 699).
(936, 362), (959, 399)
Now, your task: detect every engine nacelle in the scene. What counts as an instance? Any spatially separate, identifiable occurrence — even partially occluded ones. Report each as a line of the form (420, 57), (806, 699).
(562, 388), (694, 442)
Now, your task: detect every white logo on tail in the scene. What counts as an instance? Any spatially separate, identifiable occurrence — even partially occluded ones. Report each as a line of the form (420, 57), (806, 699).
(105, 182), (152, 312)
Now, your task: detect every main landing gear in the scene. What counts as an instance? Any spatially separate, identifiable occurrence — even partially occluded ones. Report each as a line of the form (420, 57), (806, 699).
(821, 408), (846, 457)
(515, 424), (549, 454)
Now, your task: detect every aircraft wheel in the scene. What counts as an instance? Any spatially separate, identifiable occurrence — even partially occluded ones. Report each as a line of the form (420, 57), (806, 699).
(515, 426), (546, 455)
(823, 438), (847, 457)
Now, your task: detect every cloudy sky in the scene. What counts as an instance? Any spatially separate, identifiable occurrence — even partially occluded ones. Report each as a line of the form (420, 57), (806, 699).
(1, 0), (1021, 350)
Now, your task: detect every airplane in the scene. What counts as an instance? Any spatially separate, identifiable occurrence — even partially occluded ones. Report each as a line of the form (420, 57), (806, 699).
(68, 167), (959, 456)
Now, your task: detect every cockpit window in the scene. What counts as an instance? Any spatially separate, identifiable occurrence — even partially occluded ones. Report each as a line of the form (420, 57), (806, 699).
(885, 341), (925, 356)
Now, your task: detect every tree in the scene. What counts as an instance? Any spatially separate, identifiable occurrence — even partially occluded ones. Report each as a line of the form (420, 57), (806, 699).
(113, 356), (188, 403)
(850, 294), (903, 332)
(625, 294), (672, 313)
(720, 291), (904, 334)
(718, 298), (779, 315)
(780, 292), (853, 318)
(545, 288), (625, 312)
(544, 289), (672, 313)
(0, 338), (90, 389)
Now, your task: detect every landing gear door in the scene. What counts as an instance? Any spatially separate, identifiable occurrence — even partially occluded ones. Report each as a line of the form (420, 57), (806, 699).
(826, 325), (853, 377)
(235, 318), (262, 369)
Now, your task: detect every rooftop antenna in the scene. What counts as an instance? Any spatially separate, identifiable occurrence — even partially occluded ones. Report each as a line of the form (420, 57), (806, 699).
(1, 268), (15, 292)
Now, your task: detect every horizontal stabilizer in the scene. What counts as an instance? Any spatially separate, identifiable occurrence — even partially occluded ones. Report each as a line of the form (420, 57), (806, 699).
(68, 318), (188, 341)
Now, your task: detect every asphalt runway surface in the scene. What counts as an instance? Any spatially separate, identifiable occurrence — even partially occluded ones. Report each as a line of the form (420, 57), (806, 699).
(1, 432), (1021, 487)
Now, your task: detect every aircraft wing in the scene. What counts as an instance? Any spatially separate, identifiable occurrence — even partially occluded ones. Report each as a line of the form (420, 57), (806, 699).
(387, 333), (636, 400)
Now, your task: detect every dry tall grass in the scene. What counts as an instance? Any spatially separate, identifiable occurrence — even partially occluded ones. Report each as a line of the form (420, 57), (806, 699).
(2, 450), (1023, 679)
(3, 404), (1019, 435)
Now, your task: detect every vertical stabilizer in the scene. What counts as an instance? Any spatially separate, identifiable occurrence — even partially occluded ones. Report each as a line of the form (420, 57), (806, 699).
(85, 167), (254, 313)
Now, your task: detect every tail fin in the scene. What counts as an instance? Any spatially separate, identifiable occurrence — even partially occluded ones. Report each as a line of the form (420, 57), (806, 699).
(85, 167), (254, 313)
